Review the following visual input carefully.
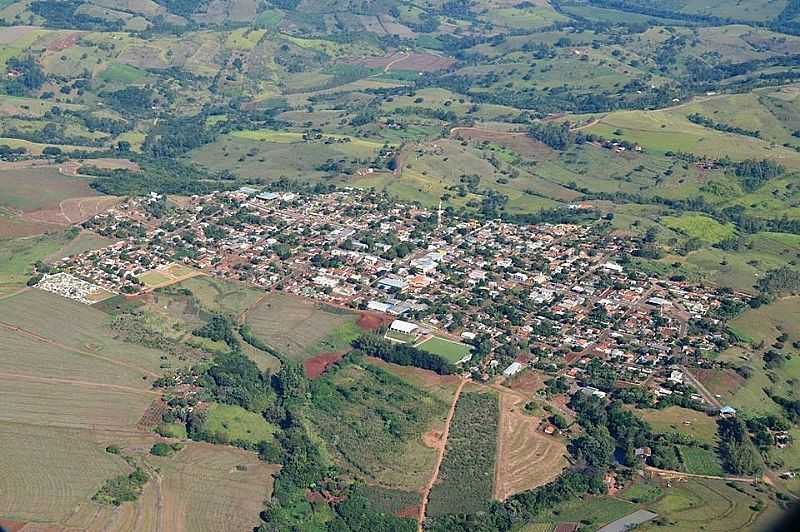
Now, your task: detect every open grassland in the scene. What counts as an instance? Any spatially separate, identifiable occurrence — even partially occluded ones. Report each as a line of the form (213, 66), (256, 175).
(639, 479), (782, 532)
(416, 336), (472, 363)
(494, 391), (568, 501)
(428, 391), (499, 517)
(202, 403), (277, 445)
(246, 293), (359, 362)
(0, 233), (63, 290)
(140, 442), (280, 532)
(665, 232), (800, 292)
(360, 485), (420, 516)
(527, 494), (637, 530)
(637, 406), (719, 445)
(585, 109), (800, 168)
(310, 362), (447, 491)
(729, 297), (800, 346)
(0, 422), (130, 525)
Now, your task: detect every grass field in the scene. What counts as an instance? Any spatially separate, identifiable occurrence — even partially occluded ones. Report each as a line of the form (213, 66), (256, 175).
(639, 479), (782, 531)
(661, 214), (736, 244)
(310, 362), (447, 491)
(177, 275), (263, 317)
(729, 296), (800, 346)
(246, 293), (359, 362)
(202, 403), (276, 445)
(428, 391), (499, 517)
(637, 406), (719, 445)
(416, 336), (472, 363)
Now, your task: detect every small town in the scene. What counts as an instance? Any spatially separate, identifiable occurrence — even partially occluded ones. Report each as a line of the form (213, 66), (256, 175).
(39, 187), (748, 412)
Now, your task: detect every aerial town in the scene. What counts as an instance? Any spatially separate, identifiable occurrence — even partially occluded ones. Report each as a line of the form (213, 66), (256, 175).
(38, 187), (745, 408)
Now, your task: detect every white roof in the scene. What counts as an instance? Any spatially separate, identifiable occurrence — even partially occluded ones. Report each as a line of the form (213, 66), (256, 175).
(390, 320), (418, 334)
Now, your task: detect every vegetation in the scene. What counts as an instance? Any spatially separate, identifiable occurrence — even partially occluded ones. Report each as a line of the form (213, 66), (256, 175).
(352, 334), (456, 374)
(428, 392), (498, 516)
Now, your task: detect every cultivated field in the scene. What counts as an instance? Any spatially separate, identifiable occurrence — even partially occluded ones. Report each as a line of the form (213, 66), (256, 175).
(427, 391), (499, 516)
(138, 443), (280, 532)
(0, 422), (130, 525)
(178, 275), (263, 317)
(494, 391), (568, 501)
(246, 293), (359, 362)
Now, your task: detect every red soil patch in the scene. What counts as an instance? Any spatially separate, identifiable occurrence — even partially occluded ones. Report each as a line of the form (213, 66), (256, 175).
(356, 312), (392, 331)
(0, 217), (62, 238)
(693, 367), (745, 394)
(506, 370), (546, 395)
(395, 505), (420, 519)
(304, 351), (346, 379)
(422, 429), (443, 449)
(46, 32), (84, 52)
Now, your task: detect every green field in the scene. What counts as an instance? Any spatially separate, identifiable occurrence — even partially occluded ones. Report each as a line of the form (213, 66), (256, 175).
(677, 445), (726, 476)
(662, 214), (736, 244)
(637, 406), (719, 445)
(202, 403), (277, 445)
(416, 336), (472, 363)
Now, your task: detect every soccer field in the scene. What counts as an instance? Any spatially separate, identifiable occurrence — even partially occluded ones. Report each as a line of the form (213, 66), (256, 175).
(416, 336), (472, 363)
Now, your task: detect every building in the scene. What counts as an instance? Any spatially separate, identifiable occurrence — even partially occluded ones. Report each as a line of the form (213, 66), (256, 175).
(389, 319), (419, 336)
(503, 361), (524, 377)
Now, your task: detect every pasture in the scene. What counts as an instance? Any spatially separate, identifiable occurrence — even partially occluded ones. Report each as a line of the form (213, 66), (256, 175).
(585, 109), (800, 169)
(309, 362), (447, 491)
(637, 406), (719, 445)
(246, 293), (359, 362)
(639, 479), (782, 531)
(661, 214), (736, 244)
(0, 166), (96, 212)
(177, 275), (263, 317)
(677, 445), (726, 476)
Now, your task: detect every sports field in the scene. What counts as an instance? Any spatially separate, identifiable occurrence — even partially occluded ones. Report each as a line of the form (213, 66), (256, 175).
(416, 336), (472, 363)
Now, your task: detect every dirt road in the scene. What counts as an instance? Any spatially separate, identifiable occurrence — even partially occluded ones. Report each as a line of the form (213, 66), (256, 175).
(418, 377), (467, 530)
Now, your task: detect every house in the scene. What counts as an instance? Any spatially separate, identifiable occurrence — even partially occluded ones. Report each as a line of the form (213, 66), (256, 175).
(668, 370), (683, 384)
(543, 423), (558, 435)
(720, 406), (737, 417)
(635, 446), (652, 460)
(377, 276), (408, 292)
(579, 386), (607, 399)
(602, 261), (623, 273)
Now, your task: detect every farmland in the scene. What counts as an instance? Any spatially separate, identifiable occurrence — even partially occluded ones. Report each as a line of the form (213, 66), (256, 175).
(427, 391), (499, 517)
(246, 293), (360, 362)
(494, 391), (568, 501)
(309, 362), (447, 491)
(139, 443), (280, 532)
